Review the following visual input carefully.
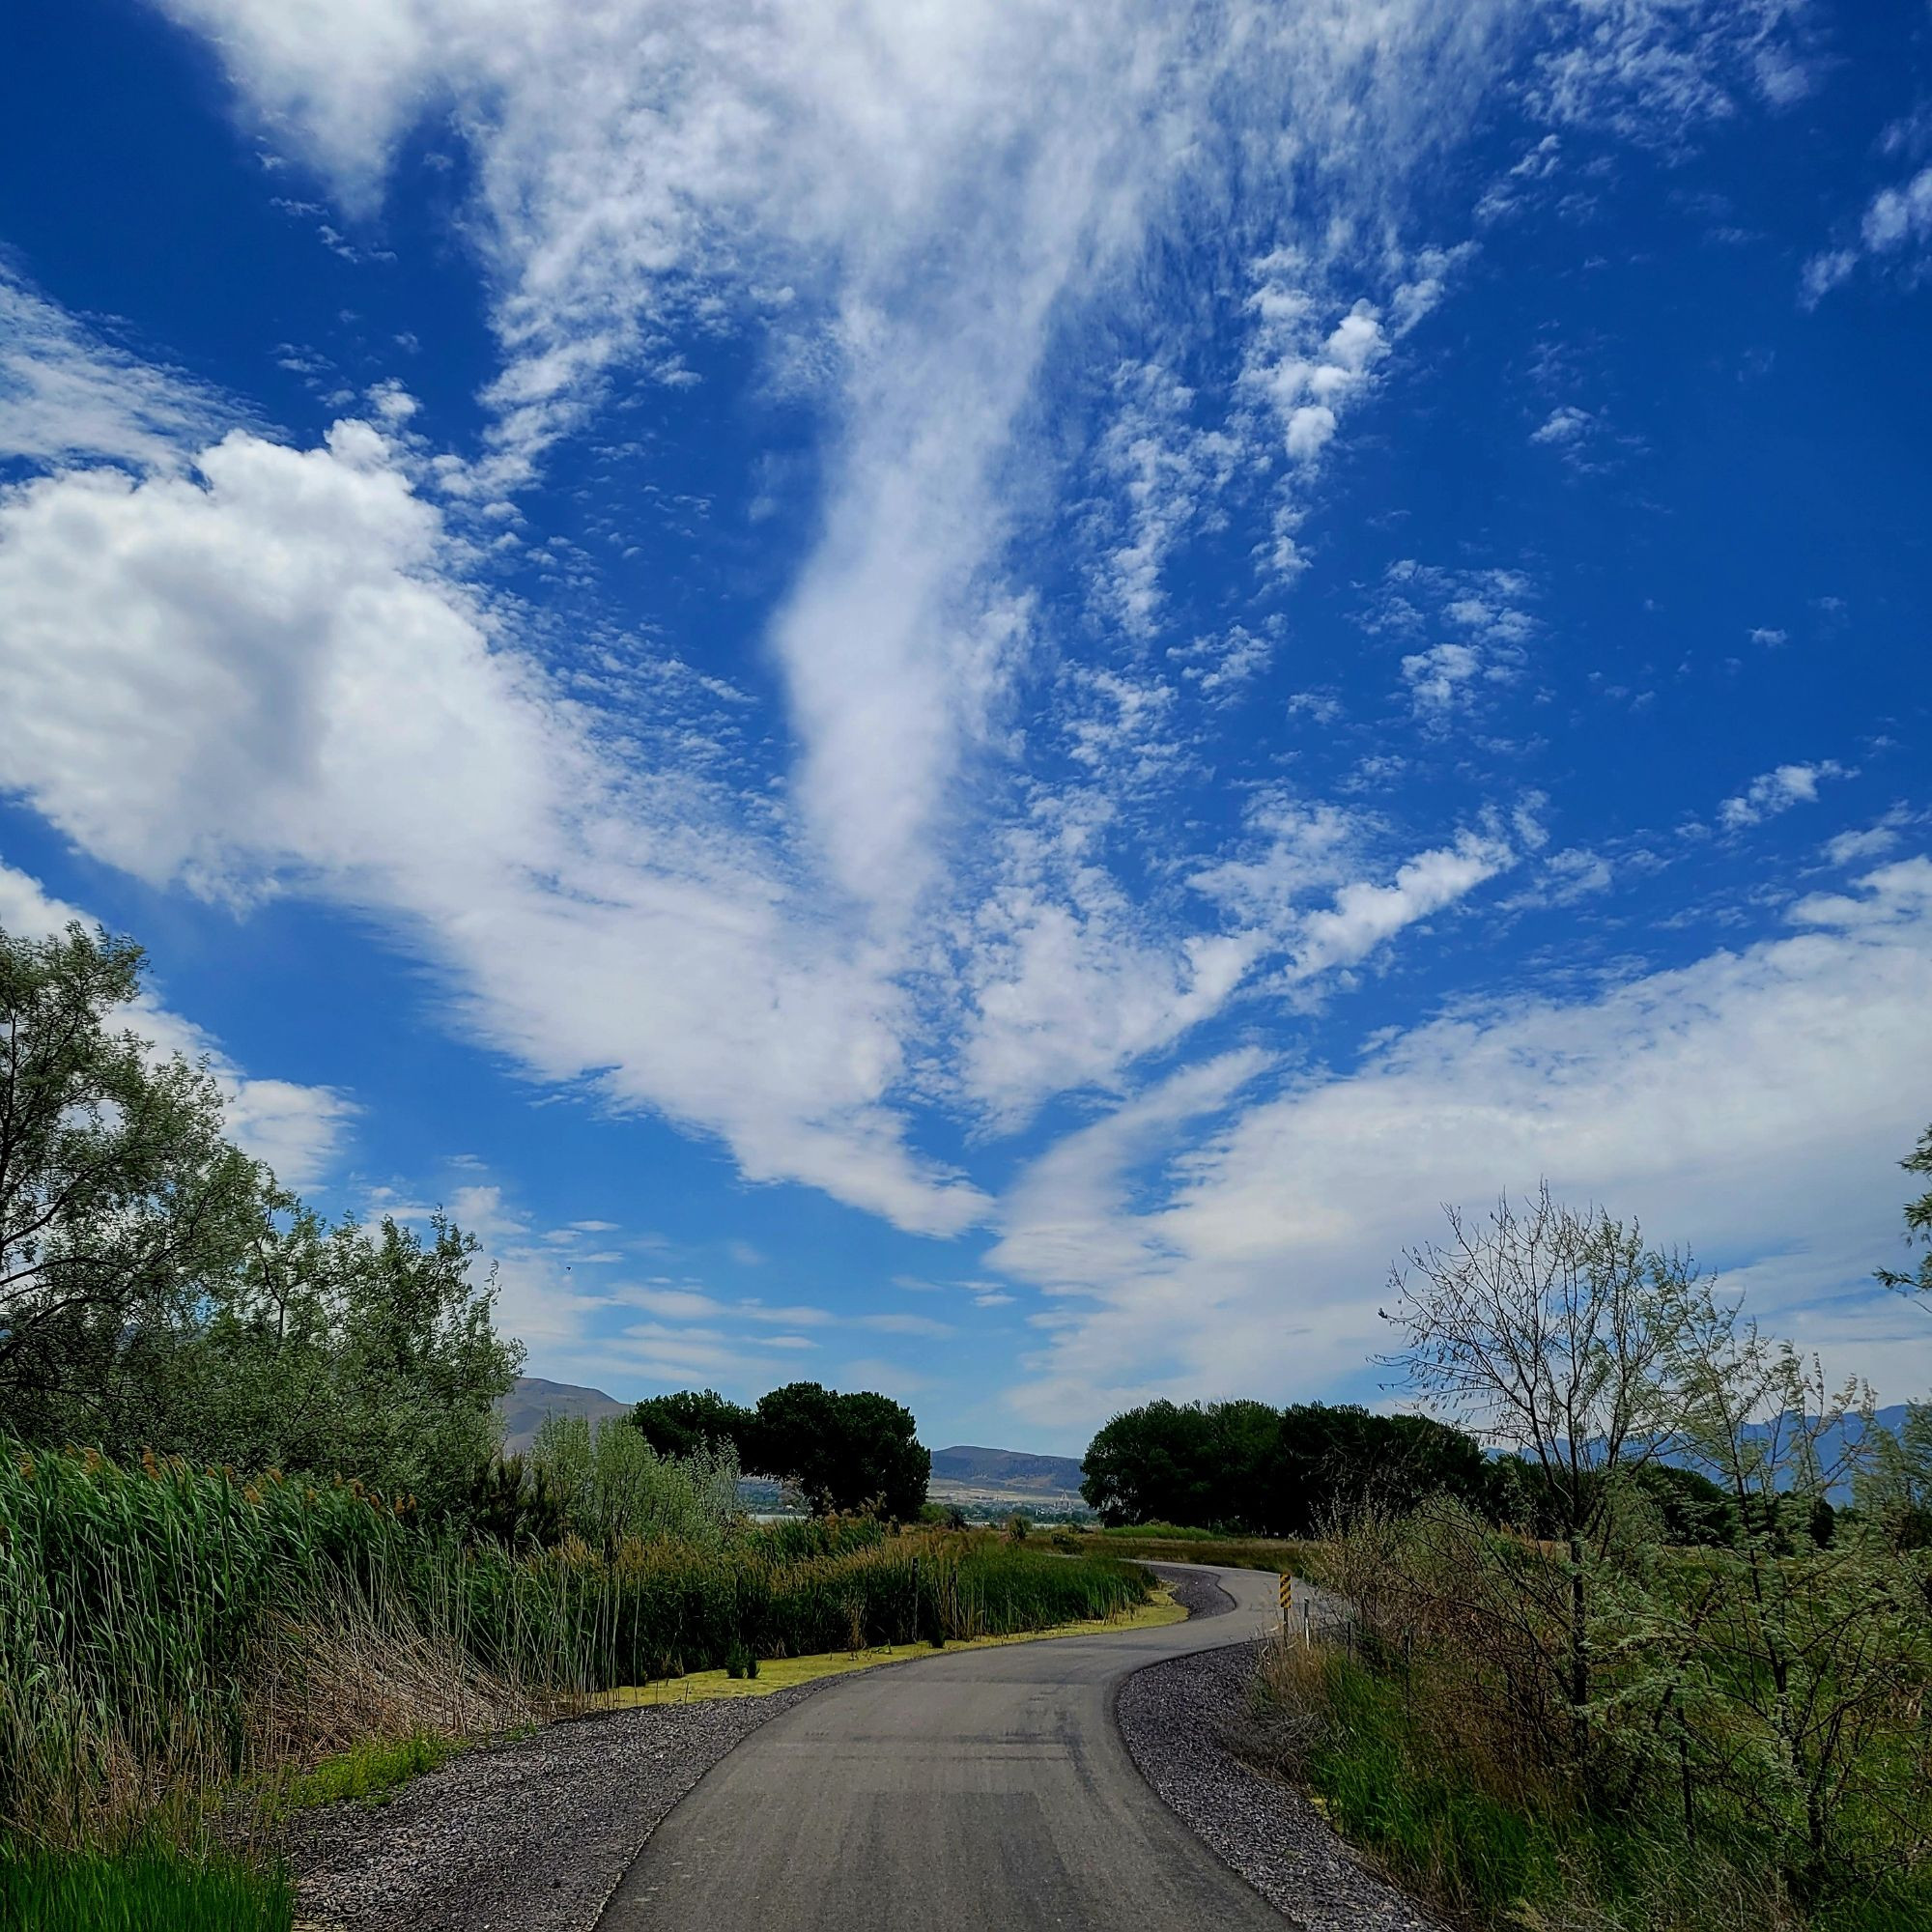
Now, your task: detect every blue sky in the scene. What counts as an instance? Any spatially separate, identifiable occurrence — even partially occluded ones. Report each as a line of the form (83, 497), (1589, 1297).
(1, 0), (1928, 1454)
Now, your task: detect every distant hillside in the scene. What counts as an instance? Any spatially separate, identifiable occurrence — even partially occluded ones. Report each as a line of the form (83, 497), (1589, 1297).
(930, 1444), (1086, 1495)
(497, 1376), (630, 1454)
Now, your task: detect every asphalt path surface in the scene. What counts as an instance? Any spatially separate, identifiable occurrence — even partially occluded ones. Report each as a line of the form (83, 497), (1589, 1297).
(599, 1563), (1289, 1932)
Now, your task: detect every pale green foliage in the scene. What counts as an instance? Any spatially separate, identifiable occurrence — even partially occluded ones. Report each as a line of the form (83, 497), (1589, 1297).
(1876, 1122), (1932, 1301)
(122, 1208), (522, 1520)
(1382, 1185), (1704, 1773)
(528, 1412), (742, 1550)
(1669, 1315), (1928, 1892)
(1370, 1186), (1932, 1908)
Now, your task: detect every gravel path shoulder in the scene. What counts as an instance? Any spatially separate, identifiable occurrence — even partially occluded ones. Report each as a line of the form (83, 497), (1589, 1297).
(286, 1687), (824, 1932)
(1123, 1570), (1447, 1932)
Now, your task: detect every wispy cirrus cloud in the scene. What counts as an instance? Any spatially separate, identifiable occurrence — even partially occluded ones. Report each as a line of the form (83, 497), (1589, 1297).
(997, 861), (1932, 1435)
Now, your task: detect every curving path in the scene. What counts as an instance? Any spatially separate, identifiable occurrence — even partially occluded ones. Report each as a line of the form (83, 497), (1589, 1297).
(598, 1563), (1289, 1932)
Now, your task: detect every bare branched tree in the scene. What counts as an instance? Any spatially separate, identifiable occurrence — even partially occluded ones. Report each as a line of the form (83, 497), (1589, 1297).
(1380, 1182), (1703, 1775)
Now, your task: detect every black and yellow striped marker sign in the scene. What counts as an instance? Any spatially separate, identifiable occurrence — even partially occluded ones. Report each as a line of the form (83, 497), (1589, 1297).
(1279, 1572), (1292, 1618)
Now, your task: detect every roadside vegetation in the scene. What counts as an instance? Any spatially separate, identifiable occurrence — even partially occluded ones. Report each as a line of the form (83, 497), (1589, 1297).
(0, 918), (1151, 1925)
(1228, 1177), (1932, 1932)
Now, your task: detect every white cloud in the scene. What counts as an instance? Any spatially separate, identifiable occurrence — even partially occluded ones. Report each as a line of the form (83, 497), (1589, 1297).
(997, 860), (1932, 1434)
(1824, 816), (1906, 867)
(1804, 164), (1932, 302)
(4, 4), (1848, 1278)
(857, 1312), (957, 1339)
(0, 859), (353, 1190)
(1090, 362), (1241, 640)
(151, 0), (1539, 927)
(1719, 760), (1847, 831)
(1368, 559), (1535, 724)
(1286, 832), (1513, 980)
(0, 270), (236, 471)
(0, 415), (984, 1234)
(1531, 404), (1593, 445)
(1528, 1), (1811, 143)
(1402, 641), (1486, 715)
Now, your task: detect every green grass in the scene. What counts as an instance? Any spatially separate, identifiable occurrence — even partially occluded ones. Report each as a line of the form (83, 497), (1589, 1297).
(0, 1846), (295, 1932)
(1070, 1526), (1317, 1574)
(270, 1730), (462, 1815)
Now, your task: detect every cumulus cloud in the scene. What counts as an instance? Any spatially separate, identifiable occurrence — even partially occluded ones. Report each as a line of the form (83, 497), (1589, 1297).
(1367, 559), (1536, 724)
(1804, 164), (1932, 302)
(0, 414), (984, 1233)
(1531, 404), (1593, 445)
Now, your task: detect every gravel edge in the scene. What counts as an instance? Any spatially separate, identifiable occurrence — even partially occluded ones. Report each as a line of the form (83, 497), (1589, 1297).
(286, 1683), (830, 1932)
(285, 1569), (1196, 1931)
(1121, 1568), (1448, 1932)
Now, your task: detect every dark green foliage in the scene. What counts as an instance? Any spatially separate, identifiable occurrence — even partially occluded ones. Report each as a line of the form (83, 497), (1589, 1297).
(749, 1382), (929, 1518)
(636, 1380), (930, 1517)
(1275, 1403), (1499, 1533)
(1081, 1398), (1261, 1528)
(0, 1846), (296, 1932)
(465, 1452), (567, 1550)
(1495, 1456), (1743, 1547)
(631, 1388), (753, 1460)
(0, 923), (268, 1444)
(1079, 1397), (1496, 1534)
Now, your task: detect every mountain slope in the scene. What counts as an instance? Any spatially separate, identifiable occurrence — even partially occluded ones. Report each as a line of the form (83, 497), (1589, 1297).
(929, 1444), (1086, 1495)
(497, 1376), (631, 1455)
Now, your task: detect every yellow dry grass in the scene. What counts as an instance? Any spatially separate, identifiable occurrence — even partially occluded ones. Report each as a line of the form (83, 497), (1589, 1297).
(585, 1584), (1188, 1708)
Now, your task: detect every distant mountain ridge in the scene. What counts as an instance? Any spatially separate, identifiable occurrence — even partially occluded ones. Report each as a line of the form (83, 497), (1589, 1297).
(1649, 1404), (1914, 1504)
(929, 1444), (1086, 1495)
(497, 1376), (630, 1454)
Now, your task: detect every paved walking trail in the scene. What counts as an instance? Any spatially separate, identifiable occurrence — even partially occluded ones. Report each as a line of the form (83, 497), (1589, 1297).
(599, 1563), (1289, 1932)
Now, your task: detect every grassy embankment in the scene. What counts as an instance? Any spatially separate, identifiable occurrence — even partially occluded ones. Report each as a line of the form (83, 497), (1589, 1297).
(1, 1442), (1157, 1927)
(1067, 1521), (1320, 1576)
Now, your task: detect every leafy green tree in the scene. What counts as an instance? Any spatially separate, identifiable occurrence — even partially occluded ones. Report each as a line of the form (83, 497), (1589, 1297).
(0, 917), (520, 1519)
(631, 1387), (753, 1460)
(133, 1208), (522, 1517)
(747, 1381), (928, 1517)
(1080, 1399), (1222, 1526)
(0, 923), (269, 1443)
(1081, 1396), (1494, 1533)
(1276, 1403), (1494, 1534)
